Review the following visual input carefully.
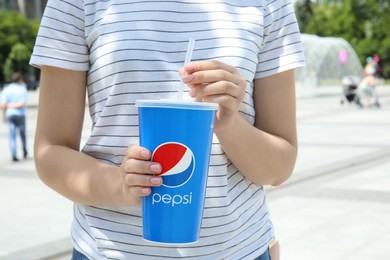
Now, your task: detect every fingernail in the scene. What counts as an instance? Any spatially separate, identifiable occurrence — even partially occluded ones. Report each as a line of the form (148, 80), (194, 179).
(150, 164), (161, 173)
(184, 63), (196, 72)
(151, 177), (161, 185)
(141, 188), (150, 194)
(141, 150), (150, 158)
(189, 88), (197, 97)
(182, 74), (193, 83)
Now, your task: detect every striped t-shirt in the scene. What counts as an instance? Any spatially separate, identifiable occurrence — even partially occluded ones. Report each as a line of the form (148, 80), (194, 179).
(30, 0), (305, 259)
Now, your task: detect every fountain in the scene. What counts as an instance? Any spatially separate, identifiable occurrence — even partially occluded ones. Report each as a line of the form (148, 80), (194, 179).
(296, 34), (363, 97)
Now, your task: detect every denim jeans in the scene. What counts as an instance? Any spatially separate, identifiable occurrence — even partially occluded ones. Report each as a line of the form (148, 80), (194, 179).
(72, 247), (271, 260)
(72, 249), (89, 260)
(7, 115), (27, 159)
(254, 248), (271, 260)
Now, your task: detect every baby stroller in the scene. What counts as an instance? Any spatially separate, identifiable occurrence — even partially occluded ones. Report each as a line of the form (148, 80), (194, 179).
(340, 76), (363, 108)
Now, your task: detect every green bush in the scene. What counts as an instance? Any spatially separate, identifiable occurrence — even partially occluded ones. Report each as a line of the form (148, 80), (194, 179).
(0, 11), (39, 83)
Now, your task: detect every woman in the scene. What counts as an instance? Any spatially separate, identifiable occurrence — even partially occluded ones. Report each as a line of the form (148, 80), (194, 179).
(30, 0), (305, 259)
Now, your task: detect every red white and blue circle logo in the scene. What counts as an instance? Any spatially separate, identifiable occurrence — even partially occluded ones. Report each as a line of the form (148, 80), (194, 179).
(152, 142), (195, 188)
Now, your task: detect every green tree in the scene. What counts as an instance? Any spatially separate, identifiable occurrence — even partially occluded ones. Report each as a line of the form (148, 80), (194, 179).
(295, 0), (390, 78)
(0, 11), (39, 83)
(295, 0), (314, 32)
(3, 43), (31, 81)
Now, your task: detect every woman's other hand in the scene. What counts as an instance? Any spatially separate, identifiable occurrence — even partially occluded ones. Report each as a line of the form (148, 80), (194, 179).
(180, 60), (246, 133)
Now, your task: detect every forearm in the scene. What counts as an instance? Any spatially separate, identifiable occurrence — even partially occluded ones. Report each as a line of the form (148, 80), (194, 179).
(8, 101), (25, 109)
(216, 114), (297, 186)
(35, 142), (125, 207)
(181, 62), (297, 186)
(35, 66), (129, 207)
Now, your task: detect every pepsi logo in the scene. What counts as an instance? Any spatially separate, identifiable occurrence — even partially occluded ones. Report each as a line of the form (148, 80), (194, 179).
(152, 142), (195, 188)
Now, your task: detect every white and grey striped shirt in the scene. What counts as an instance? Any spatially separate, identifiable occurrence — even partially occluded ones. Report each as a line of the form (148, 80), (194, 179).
(31, 0), (305, 259)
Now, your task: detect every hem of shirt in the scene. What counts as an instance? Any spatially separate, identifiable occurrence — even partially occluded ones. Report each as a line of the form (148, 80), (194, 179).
(255, 61), (306, 79)
(29, 58), (89, 72)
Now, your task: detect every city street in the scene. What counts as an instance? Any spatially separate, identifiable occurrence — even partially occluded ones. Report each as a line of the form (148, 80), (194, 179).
(1, 85), (390, 259)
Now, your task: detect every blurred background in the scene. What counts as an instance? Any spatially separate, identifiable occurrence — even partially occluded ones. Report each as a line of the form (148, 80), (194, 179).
(293, 0), (390, 97)
(0, 0), (389, 90)
(0, 0), (46, 91)
(0, 0), (389, 259)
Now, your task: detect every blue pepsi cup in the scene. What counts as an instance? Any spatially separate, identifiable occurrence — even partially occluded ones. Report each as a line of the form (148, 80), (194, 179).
(136, 99), (218, 244)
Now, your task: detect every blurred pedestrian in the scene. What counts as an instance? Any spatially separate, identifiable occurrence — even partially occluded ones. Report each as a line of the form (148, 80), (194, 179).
(1, 72), (28, 161)
(372, 53), (383, 78)
(360, 57), (380, 108)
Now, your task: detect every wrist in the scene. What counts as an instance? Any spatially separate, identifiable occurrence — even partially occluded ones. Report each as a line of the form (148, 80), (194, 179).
(214, 113), (241, 139)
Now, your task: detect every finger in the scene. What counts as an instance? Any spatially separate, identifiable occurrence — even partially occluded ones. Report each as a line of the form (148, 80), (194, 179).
(190, 81), (243, 99)
(178, 67), (186, 77)
(184, 60), (238, 75)
(182, 69), (238, 85)
(183, 68), (247, 91)
(126, 144), (151, 160)
(202, 94), (240, 115)
(129, 186), (152, 197)
(124, 173), (162, 188)
(122, 158), (162, 175)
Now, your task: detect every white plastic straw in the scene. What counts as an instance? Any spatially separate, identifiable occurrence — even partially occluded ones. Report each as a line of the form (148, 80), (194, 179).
(177, 38), (195, 100)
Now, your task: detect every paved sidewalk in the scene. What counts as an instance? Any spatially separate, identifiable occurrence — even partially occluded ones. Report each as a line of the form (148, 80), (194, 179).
(267, 85), (390, 259)
(0, 85), (390, 259)
(0, 89), (90, 260)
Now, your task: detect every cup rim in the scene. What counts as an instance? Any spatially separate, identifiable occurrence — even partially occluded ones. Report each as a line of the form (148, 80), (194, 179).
(135, 99), (219, 110)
